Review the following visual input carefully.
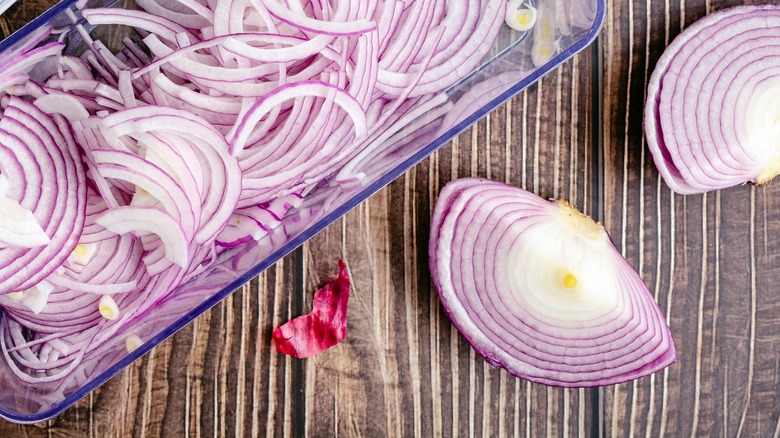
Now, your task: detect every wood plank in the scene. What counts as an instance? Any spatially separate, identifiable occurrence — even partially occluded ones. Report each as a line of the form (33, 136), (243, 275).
(602, 0), (780, 436)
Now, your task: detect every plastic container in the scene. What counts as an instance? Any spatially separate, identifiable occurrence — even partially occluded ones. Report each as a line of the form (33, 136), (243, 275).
(0, 0), (605, 423)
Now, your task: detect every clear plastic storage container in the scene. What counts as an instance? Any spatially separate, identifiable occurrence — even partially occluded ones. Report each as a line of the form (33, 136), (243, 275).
(0, 0), (605, 423)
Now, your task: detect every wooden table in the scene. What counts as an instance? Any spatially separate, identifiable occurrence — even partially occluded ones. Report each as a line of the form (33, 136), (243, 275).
(2, 0), (780, 436)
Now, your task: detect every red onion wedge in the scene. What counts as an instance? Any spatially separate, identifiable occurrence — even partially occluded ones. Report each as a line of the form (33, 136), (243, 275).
(645, 4), (780, 194)
(429, 179), (676, 387)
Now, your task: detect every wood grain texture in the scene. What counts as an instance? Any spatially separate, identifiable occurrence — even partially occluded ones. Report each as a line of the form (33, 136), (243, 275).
(601, 0), (780, 437)
(3, 0), (780, 436)
(297, 47), (598, 436)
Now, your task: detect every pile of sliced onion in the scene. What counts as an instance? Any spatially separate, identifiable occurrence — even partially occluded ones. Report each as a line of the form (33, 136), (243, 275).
(645, 4), (780, 194)
(0, 0), (519, 386)
(429, 178), (676, 387)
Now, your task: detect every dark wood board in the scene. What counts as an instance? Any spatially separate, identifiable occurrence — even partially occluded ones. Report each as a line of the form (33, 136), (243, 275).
(602, 0), (780, 437)
(1, 0), (778, 436)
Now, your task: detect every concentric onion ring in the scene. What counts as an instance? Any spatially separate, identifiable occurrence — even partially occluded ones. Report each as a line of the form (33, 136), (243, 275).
(0, 97), (87, 294)
(645, 4), (780, 194)
(429, 178), (676, 387)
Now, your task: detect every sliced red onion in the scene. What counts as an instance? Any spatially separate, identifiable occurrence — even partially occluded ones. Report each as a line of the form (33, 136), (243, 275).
(96, 206), (190, 268)
(81, 9), (196, 43)
(0, 174), (50, 248)
(216, 191), (303, 247)
(429, 179), (676, 387)
(58, 56), (94, 81)
(335, 94), (452, 185)
(231, 80), (368, 155)
(0, 98), (86, 294)
(100, 106), (242, 244)
(645, 4), (780, 194)
(0, 73), (29, 92)
(0, 42), (65, 80)
(262, 0), (376, 36)
(134, 0), (212, 29)
(3, 280), (54, 314)
(0, 26), (54, 66)
(34, 93), (91, 122)
(377, 0), (504, 97)
(0, 0), (520, 386)
(91, 148), (200, 240)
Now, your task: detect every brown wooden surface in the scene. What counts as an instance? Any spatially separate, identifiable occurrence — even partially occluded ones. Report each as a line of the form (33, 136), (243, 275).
(2, 0), (780, 436)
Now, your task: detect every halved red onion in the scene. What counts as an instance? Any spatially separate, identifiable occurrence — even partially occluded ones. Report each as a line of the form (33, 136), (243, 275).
(429, 179), (676, 387)
(645, 4), (780, 194)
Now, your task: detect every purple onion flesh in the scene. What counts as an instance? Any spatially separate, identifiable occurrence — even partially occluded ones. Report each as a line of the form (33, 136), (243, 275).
(645, 4), (780, 194)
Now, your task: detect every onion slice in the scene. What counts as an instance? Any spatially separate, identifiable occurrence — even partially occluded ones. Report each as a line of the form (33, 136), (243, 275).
(96, 206), (190, 268)
(429, 178), (676, 387)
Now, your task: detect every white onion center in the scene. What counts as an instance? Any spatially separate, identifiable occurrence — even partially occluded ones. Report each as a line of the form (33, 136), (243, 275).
(506, 204), (619, 321)
(746, 79), (780, 182)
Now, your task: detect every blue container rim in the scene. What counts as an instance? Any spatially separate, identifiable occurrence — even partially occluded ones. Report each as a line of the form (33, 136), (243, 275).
(0, 0), (78, 52)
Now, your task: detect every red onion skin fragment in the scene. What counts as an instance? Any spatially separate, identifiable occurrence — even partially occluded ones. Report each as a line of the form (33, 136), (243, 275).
(272, 260), (350, 359)
(429, 178), (676, 387)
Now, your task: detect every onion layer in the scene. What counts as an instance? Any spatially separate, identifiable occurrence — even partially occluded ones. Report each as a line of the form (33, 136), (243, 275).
(0, 97), (87, 294)
(645, 4), (780, 194)
(429, 178), (676, 387)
